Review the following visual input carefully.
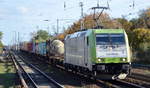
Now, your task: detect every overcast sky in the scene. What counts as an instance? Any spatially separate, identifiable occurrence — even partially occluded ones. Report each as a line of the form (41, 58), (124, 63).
(0, 0), (150, 45)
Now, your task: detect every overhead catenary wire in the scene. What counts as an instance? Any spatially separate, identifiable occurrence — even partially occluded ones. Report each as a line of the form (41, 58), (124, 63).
(79, 2), (84, 30)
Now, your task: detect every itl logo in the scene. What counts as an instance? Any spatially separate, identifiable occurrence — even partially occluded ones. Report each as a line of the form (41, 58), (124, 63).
(101, 45), (116, 49)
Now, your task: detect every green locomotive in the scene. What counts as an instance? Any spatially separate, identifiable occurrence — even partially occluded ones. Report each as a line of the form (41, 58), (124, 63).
(64, 29), (131, 79)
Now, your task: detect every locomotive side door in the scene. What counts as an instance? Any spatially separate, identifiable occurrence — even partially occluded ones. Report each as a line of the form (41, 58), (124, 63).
(84, 36), (88, 67)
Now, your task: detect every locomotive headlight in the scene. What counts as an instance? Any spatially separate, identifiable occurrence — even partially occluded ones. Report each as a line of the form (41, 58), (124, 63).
(121, 58), (127, 62)
(98, 58), (101, 62)
(120, 58), (126, 61)
(122, 58), (126, 61)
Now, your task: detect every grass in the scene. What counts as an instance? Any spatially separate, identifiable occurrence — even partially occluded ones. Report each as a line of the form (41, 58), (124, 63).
(0, 61), (15, 88)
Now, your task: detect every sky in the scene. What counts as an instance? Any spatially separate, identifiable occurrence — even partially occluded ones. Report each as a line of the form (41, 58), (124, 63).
(0, 0), (150, 45)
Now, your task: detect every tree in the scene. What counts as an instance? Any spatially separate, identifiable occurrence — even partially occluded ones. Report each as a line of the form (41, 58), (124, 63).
(139, 8), (150, 28)
(131, 28), (150, 50)
(117, 18), (132, 31)
(0, 41), (3, 47)
(0, 32), (2, 40)
(0, 32), (3, 47)
(64, 12), (122, 36)
(56, 33), (65, 40)
(130, 8), (150, 29)
(62, 8), (150, 51)
(32, 30), (50, 42)
(130, 18), (139, 29)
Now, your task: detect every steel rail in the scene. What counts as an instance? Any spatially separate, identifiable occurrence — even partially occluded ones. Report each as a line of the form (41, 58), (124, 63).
(18, 55), (64, 88)
(10, 52), (29, 88)
(129, 73), (150, 82)
(15, 52), (64, 88)
(11, 52), (38, 88)
(115, 79), (145, 88)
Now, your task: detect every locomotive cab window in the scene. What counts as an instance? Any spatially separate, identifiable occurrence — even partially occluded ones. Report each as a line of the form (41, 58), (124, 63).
(110, 34), (125, 44)
(96, 34), (125, 45)
(96, 34), (109, 45)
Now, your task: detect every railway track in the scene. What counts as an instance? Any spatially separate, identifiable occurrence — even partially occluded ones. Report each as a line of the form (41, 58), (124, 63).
(124, 77), (150, 87)
(112, 79), (146, 88)
(132, 63), (150, 70)
(20, 51), (150, 88)
(10, 51), (64, 88)
(51, 65), (149, 88)
(93, 77), (146, 88)
(129, 73), (150, 82)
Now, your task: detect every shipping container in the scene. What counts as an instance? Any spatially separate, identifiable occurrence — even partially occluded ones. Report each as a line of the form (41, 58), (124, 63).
(23, 42), (28, 51)
(38, 42), (46, 56)
(32, 42), (36, 53)
(27, 42), (33, 52)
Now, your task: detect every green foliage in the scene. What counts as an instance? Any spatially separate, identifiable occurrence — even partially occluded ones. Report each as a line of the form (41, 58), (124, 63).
(0, 32), (3, 47)
(0, 62), (15, 88)
(130, 28), (150, 50)
(136, 44), (150, 64)
(0, 32), (2, 40)
(33, 30), (50, 42)
(117, 18), (132, 31)
(139, 42), (150, 51)
(0, 41), (3, 47)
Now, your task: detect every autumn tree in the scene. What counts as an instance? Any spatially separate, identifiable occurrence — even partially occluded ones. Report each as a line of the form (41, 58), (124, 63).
(130, 18), (139, 29)
(64, 13), (122, 36)
(61, 8), (150, 63)
(62, 8), (150, 51)
(117, 18), (132, 31)
(139, 8), (150, 28)
(56, 33), (65, 41)
(132, 28), (150, 63)
(130, 8), (150, 29)
(131, 28), (150, 50)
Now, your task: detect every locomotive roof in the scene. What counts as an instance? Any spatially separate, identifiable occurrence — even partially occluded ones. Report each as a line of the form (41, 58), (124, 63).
(65, 31), (87, 39)
(93, 29), (124, 33)
(65, 29), (125, 39)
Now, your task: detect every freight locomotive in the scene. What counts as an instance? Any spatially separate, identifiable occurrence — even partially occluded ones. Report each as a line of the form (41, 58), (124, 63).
(20, 29), (131, 79)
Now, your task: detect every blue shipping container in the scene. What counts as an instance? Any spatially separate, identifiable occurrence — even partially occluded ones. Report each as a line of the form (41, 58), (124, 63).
(38, 42), (46, 56)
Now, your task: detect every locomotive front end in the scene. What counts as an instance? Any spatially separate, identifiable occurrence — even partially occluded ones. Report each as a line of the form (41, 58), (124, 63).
(93, 29), (131, 79)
